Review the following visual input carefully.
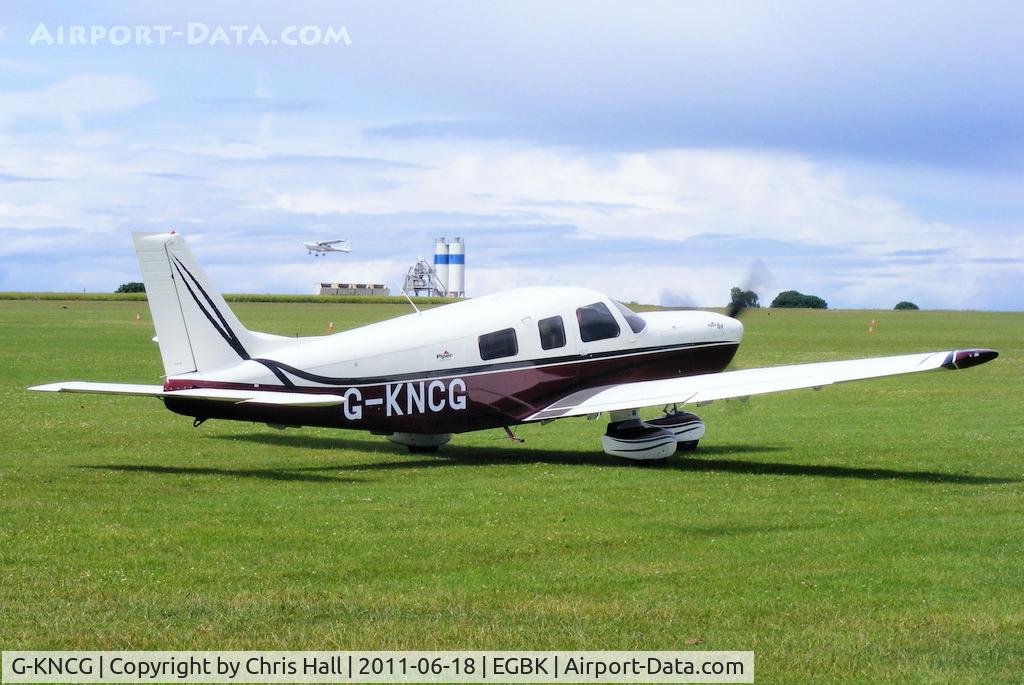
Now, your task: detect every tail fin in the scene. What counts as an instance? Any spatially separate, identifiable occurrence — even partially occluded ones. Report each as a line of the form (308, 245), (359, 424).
(133, 232), (278, 376)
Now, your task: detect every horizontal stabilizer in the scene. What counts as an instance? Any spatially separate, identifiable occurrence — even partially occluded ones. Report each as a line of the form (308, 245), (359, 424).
(29, 382), (345, 407)
(29, 381), (166, 396)
(169, 388), (346, 407)
(526, 348), (998, 422)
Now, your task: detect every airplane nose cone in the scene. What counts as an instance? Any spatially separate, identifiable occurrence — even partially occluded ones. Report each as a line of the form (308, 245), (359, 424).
(724, 314), (744, 342)
(707, 312), (743, 342)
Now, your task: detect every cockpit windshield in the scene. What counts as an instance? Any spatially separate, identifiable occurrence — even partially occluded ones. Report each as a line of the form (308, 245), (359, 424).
(613, 301), (647, 334)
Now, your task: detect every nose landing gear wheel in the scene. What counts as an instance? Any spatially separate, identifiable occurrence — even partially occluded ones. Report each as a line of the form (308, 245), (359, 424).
(386, 432), (452, 453)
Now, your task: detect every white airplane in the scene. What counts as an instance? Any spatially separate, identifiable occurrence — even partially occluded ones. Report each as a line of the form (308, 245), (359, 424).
(303, 239), (351, 256)
(30, 233), (997, 461)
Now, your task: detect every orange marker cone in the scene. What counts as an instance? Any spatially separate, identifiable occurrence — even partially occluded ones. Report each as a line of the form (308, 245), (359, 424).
(867, 319), (876, 335)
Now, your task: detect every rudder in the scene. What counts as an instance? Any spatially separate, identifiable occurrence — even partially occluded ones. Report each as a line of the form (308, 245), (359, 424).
(133, 232), (266, 376)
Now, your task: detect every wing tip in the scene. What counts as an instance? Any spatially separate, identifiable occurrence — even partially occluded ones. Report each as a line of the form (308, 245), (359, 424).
(942, 349), (999, 370)
(28, 383), (66, 392)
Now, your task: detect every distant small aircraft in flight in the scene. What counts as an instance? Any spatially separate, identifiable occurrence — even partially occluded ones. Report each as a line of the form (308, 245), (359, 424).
(303, 239), (351, 256)
(31, 233), (997, 462)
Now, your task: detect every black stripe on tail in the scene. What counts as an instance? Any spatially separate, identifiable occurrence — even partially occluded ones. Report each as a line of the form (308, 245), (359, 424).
(171, 256), (250, 361)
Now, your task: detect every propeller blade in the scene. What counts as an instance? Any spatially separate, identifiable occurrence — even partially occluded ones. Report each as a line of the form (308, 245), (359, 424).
(728, 259), (774, 319)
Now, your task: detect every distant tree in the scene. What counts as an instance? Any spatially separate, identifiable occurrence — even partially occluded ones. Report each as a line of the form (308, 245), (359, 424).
(770, 290), (828, 309)
(115, 282), (146, 294)
(729, 287), (760, 310)
(894, 301), (920, 310)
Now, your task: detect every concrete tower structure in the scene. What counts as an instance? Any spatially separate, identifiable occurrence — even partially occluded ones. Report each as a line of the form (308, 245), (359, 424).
(448, 237), (465, 297)
(432, 238), (449, 296)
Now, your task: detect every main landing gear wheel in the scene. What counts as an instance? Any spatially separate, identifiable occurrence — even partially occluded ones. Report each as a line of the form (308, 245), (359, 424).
(601, 408), (705, 462)
(644, 408), (705, 448)
(601, 410), (677, 461)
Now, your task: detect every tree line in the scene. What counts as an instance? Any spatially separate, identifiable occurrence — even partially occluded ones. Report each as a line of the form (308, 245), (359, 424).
(729, 288), (918, 310)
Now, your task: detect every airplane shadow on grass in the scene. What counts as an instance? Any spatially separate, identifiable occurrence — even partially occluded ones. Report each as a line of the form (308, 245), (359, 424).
(193, 432), (1019, 486)
(79, 462), (363, 484)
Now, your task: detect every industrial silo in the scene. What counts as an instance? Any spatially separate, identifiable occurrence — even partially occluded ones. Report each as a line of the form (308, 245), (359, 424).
(449, 236), (464, 297)
(433, 237), (449, 297)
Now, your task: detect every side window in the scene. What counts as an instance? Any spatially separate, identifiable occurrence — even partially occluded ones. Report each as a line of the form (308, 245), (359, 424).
(577, 302), (621, 342)
(613, 300), (647, 334)
(538, 315), (566, 350)
(478, 328), (519, 360)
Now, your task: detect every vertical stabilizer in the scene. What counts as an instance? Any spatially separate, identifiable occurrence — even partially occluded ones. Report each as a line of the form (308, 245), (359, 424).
(133, 232), (266, 376)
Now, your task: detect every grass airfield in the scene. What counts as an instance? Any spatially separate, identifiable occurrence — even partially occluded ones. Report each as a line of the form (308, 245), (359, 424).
(1, 299), (1021, 683)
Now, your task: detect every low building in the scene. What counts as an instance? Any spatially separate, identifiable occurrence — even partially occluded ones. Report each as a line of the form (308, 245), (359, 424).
(318, 282), (390, 296)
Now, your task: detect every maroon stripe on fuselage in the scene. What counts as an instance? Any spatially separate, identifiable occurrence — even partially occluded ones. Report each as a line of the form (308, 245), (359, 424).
(162, 342), (739, 434)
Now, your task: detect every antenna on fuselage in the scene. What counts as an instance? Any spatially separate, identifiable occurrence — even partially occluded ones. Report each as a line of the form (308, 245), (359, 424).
(402, 289), (421, 314)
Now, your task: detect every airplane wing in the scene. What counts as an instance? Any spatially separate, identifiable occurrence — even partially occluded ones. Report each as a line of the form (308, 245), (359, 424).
(28, 382), (346, 407)
(525, 349), (998, 422)
(317, 240), (351, 251)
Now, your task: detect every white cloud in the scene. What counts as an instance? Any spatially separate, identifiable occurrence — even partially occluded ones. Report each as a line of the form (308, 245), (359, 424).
(211, 260), (410, 295)
(0, 200), (75, 229)
(0, 112), (1017, 308)
(0, 74), (155, 130)
(261, 141), (967, 257)
(0, 57), (50, 75)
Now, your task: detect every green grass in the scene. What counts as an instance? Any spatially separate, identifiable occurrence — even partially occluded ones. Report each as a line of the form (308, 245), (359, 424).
(1, 301), (1021, 683)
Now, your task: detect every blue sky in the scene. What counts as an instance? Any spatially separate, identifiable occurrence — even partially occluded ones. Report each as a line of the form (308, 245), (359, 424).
(0, 1), (1021, 308)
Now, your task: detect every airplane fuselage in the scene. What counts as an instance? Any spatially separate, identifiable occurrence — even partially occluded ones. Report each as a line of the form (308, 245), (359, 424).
(161, 287), (743, 434)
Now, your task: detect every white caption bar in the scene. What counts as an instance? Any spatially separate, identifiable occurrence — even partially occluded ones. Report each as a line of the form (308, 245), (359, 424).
(3, 651), (753, 683)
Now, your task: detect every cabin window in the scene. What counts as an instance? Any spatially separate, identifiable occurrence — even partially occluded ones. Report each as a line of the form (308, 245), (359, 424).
(478, 327), (519, 360)
(577, 302), (620, 342)
(538, 315), (566, 350)
(613, 300), (647, 334)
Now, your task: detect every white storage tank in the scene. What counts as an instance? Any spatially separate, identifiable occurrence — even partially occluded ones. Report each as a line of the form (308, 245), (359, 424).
(433, 237), (449, 296)
(448, 236), (464, 297)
